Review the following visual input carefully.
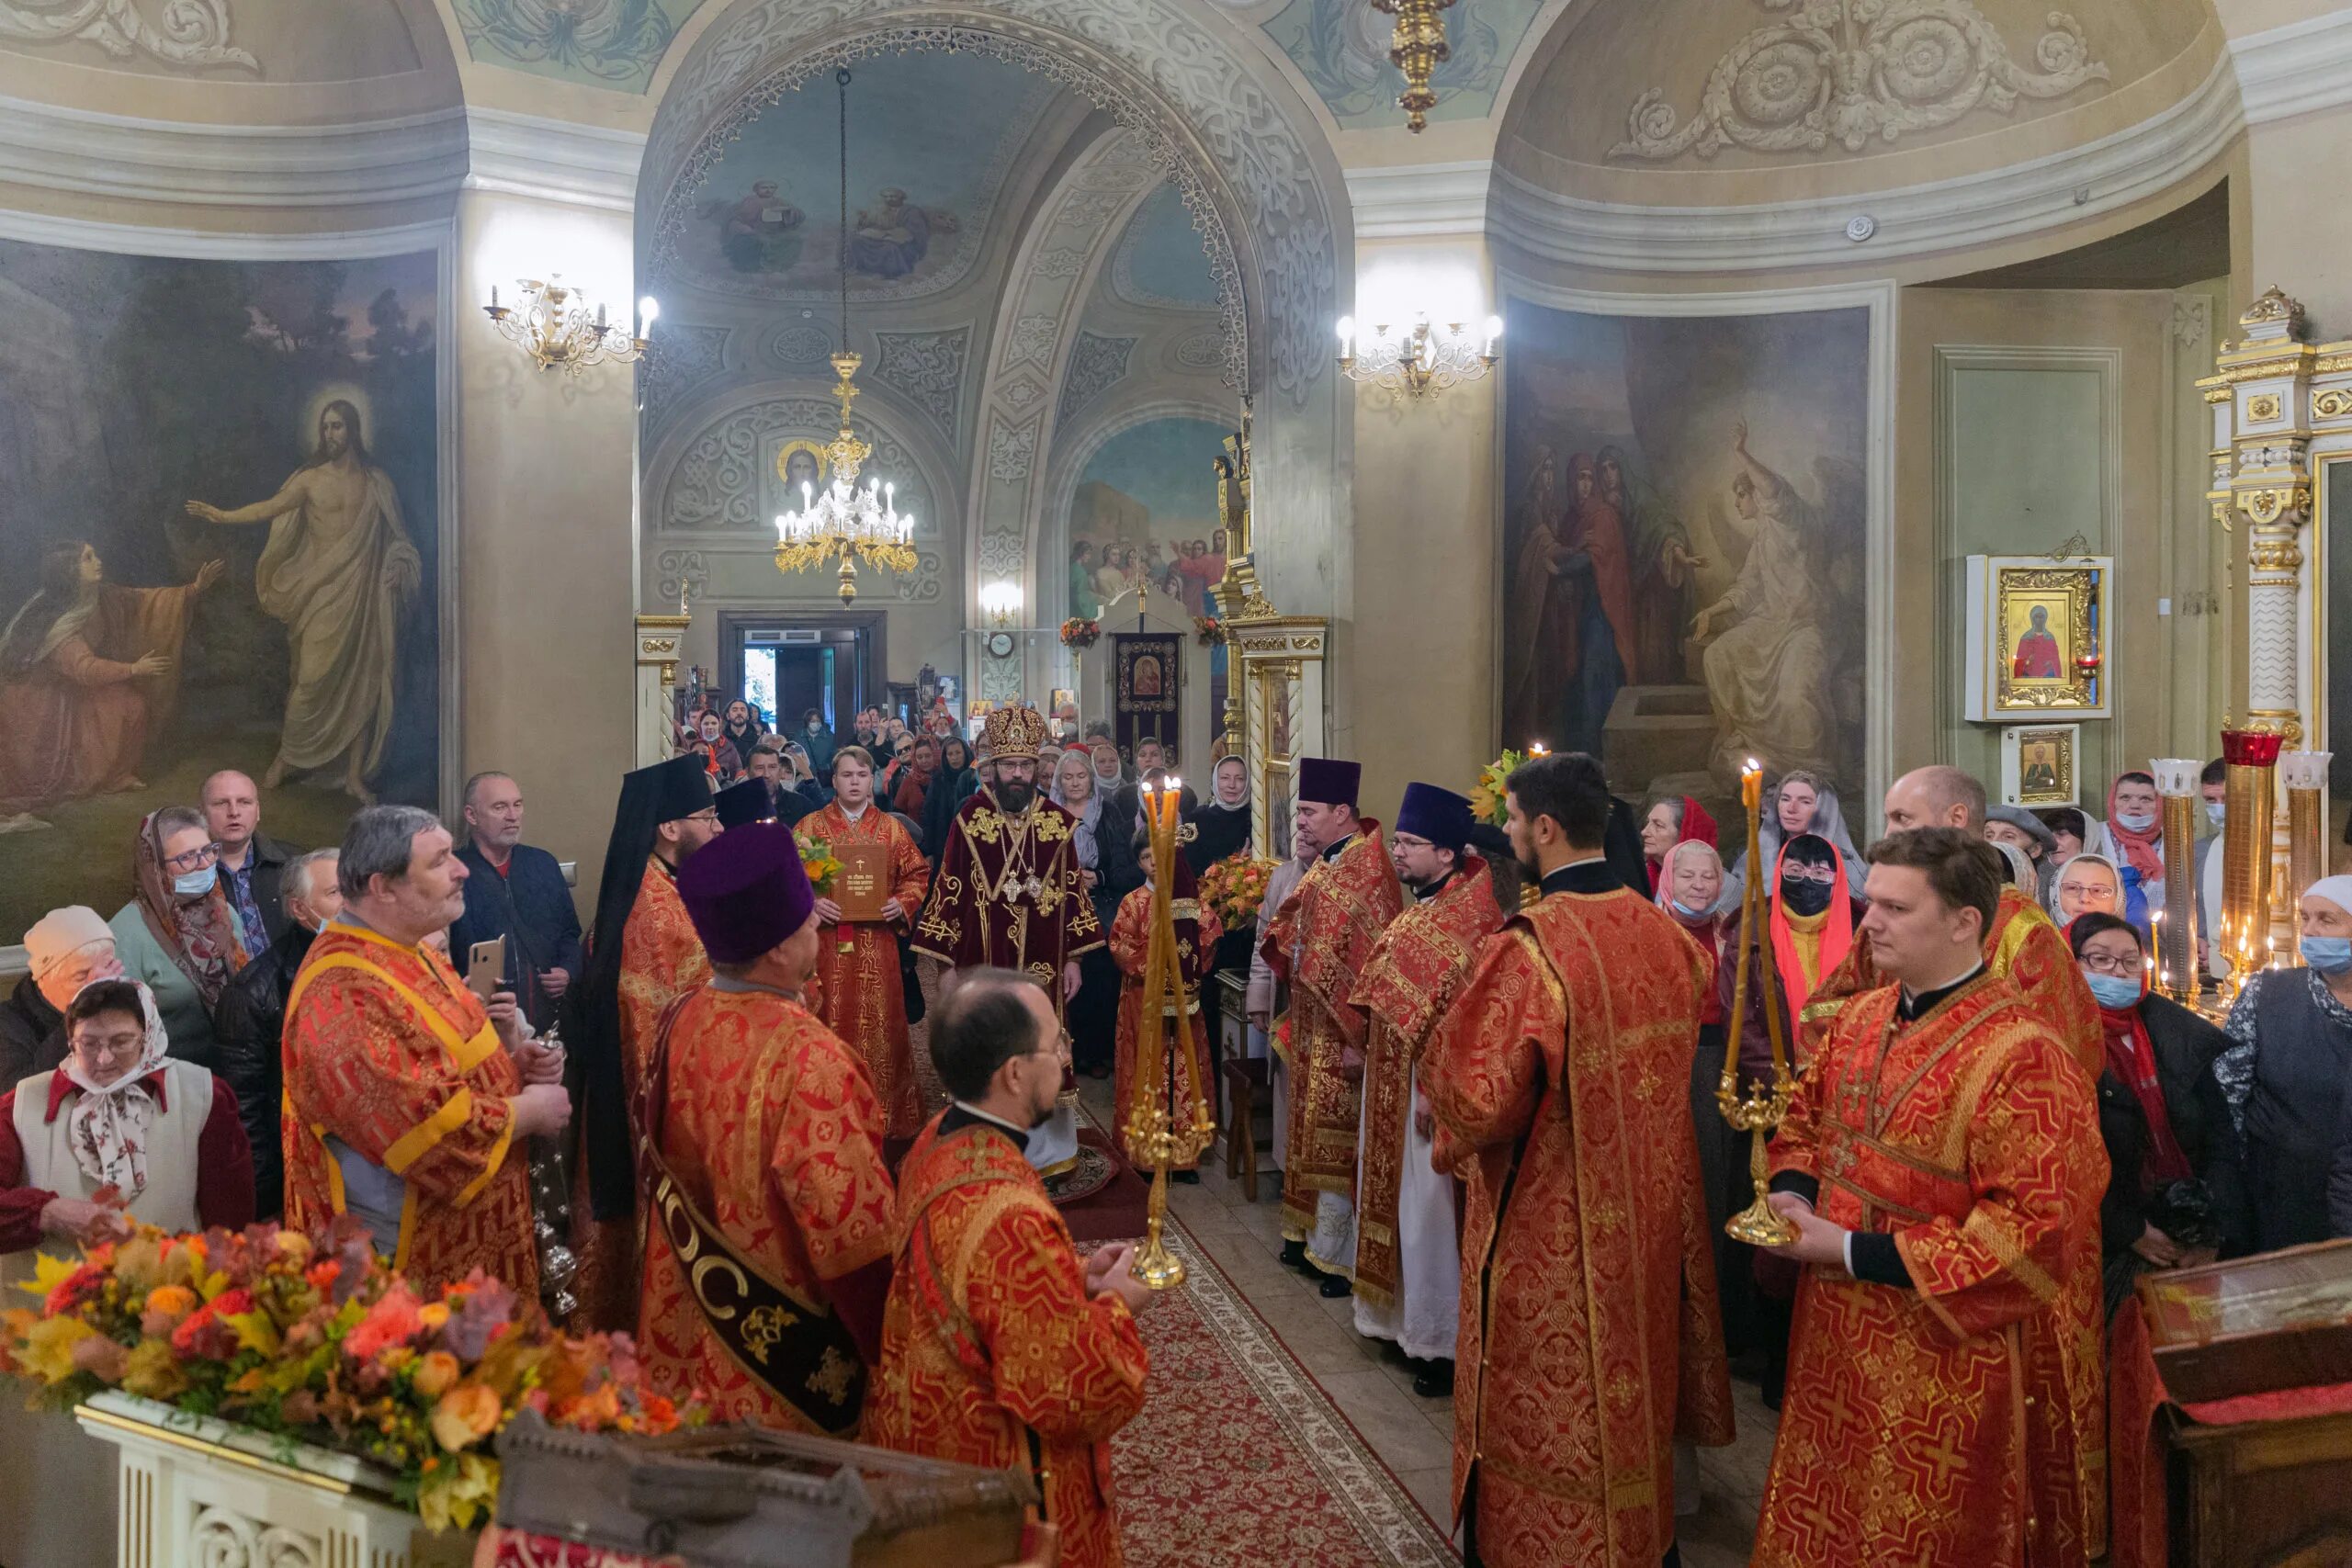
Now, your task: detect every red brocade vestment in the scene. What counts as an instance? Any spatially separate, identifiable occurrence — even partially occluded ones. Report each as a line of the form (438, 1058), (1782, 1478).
(1261, 825), (1403, 1241)
(806, 803), (932, 1140)
(1422, 884), (1733, 1568)
(1109, 883), (1221, 1168)
(1754, 972), (2107, 1568)
(282, 924), (535, 1295)
(636, 983), (895, 1434)
(913, 791), (1103, 995)
(616, 856), (711, 1108)
(1351, 857), (1500, 1307)
(866, 1114), (1150, 1568)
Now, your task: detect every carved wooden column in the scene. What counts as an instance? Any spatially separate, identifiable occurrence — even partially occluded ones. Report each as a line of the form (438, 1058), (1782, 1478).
(634, 612), (691, 767)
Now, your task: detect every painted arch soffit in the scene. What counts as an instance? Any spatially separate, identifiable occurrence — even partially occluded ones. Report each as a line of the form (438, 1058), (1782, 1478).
(642, 2), (1344, 409)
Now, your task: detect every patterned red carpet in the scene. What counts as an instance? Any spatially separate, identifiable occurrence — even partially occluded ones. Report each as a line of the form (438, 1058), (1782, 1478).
(1113, 1226), (1461, 1568)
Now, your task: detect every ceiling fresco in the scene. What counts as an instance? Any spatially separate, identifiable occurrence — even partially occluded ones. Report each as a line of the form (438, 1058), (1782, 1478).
(1109, 183), (1220, 312)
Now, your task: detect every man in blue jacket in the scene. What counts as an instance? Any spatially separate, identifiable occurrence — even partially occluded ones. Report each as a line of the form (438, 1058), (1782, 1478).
(450, 770), (585, 1036)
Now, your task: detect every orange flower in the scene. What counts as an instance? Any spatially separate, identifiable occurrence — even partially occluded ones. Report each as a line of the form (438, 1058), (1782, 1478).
(413, 1350), (461, 1398)
(429, 1382), (504, 1451)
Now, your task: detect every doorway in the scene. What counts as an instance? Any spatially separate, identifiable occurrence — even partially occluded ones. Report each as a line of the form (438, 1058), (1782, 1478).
(719, 611), (885, 733)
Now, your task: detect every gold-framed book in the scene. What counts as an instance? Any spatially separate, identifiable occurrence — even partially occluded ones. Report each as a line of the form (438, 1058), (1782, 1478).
(835, 841), (891, 923)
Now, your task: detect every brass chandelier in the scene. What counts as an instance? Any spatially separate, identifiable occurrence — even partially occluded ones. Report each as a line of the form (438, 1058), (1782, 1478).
(772, 68), (917, 605)
(1373, 0), (1455, 133)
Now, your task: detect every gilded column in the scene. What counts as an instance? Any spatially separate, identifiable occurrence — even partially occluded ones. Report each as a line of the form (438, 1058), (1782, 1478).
(2281, 750), (2333, 956)
(2150, 758), (2202, 997)
(633, 614), (690, 768)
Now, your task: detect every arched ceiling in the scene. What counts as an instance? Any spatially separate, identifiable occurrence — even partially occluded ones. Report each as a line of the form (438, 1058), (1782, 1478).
(1502, 0), (2223, 205)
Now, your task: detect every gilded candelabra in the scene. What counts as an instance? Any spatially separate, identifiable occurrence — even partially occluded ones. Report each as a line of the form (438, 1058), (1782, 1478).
(482, 278), (653, 375)
(1337, 312), (1500, 399)
(2150, 760), (2203, 1002)
(1123, 777), (1216, 1290)
(2218, 728), (2284, 1006)
(2283, 750), (2334, 964)
(1718, 760), (1799, 1247)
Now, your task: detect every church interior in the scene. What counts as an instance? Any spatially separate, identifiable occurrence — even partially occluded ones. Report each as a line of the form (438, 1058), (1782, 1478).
(5, 0), (2352, 1564)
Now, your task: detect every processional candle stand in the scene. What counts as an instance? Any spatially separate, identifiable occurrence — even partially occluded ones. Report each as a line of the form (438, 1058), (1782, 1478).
(2217, 729), (2284, 1007)
(1123, 777), (1216, 1291)
(2282, 750), (2334, 963)
(2150, 760), (2204, 1001)
(1718, 760), (1799, 1247)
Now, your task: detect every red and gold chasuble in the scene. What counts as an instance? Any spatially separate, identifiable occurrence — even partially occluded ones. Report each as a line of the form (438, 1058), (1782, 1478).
(617, 856), (711, 1107)
(1109, 885), (1221, 1170)
(637, 983), (895, 1434)
(866, 1114), (1150, 1568)
(913, 791), (1103, 996)
(1754, 973), (2107, 1568)
(1261, 825), (1402, 1240)
(1422, 886), (1734, 1568)
(1349, 858), (1499, 1307)
(282, 924), (535, 1296)
(807, 803), (932, 1140)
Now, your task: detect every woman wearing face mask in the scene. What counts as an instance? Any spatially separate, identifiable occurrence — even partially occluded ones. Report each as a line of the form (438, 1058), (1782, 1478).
(1717, 769), (1866, 913)
(2215, 875), (2352, 1253)
(107, 807), (248, 1066)
(1640, 794), (1719, 896)
(2070, 912), (2228, 1311)
(1654, 841), (1753, 1341)
(2105, 771), (2165, 900)
(1052, 748), (1124, 1080)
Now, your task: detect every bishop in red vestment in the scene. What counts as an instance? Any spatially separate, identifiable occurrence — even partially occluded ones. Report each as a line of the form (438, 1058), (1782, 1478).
(1261, 757), (1402, 1290)
(804, 747), (932, 1140)
(1421, 754), (1733, 1568)
(1109, 840), (1220, 1168)
(1754, 829), (2105, 1568)
(284, 808), (571, 1292)
(867, 974), (1154, 1568)
(636, 823), (896, 1436)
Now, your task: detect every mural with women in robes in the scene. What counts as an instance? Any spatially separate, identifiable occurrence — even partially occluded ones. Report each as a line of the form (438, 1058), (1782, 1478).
(0, 240), (438, 936)
(1500, 301), (1870, 809)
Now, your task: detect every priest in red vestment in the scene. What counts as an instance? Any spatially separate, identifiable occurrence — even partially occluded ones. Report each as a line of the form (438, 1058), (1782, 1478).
(1421, 752), (1733, 1568)
(635, 822), (896, 1436)
(803, 745), (932, 1141)
(1352, 784), (1499, 1393)
(867, 971), (1154, 1568)
(1109, 829), (1221, 1171)
(913, 705), (1102, 1002)
(568, 754), (721, 1329)
(1261, 756), (1402, 1294)
(1754, 828), (2106, 1568)
(284, 806), (571, 1292)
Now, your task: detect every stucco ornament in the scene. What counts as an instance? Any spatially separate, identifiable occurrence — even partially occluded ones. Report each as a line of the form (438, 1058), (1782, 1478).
(1611, 0), (2109, 161)
(0, 0), (257, 69)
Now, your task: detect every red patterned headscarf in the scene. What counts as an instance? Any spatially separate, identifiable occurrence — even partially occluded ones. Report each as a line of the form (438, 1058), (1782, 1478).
(131, 809), (247, 1008)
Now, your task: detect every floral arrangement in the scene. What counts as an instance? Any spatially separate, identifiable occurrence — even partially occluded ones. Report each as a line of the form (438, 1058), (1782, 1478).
(1193, 615), (1221, 647)
(1199, 850), (1277, 931)
(1059, 618), (1101, 649)
(1474, 749), (1533, 827)
(2, 1224), (701, 1531)
(795, 830), (841, 896)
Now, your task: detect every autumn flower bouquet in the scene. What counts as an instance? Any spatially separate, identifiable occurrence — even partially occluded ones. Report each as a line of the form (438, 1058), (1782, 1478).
(1193, 615), (1221, 647)
(1059, 618), (1101, 649)
(2, 1223), (703, 1531)
(795, 829), (842, 896)
(1200, 850), (1277, 931)
(1474, 749), (1533, 828)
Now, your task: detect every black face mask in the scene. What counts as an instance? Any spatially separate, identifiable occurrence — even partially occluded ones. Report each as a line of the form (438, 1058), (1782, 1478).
(1780, 874), (1835, 919)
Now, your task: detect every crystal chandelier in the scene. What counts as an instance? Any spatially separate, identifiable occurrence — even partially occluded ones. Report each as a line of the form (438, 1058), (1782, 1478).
(1372, 0), (1456, 133)
(1336, 310), (1499, 398)
(771, 68), (916, 606)
(481, 277), (654, 375)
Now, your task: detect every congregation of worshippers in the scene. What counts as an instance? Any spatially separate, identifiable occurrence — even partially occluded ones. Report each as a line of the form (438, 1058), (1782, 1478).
(6, 682), (2340, 1566)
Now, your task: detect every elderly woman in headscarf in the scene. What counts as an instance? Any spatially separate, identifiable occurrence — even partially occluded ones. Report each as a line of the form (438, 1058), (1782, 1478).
(1657, 840), (1741, 1232)
(107, 807), (248, 1065)
(1053, 748), (1125, 1079)
(1640, 794), (1720, 896)
(0, 977), (252, 1274)
(1984, 802), (2061, 904)
(1717, 768), (1867, 912)
(2050, 850), (2148, 935)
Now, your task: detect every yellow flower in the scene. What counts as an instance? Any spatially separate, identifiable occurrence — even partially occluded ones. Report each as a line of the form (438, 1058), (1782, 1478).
(16, 1251), (78, 1303)
(16, 1315), (95, 1383)
(416, 1303), (450, 1330)
(417, 1451), (499, 1533)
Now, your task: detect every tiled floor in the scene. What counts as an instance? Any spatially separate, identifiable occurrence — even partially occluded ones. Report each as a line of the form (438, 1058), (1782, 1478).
(1078, 1077), (1777, 1567)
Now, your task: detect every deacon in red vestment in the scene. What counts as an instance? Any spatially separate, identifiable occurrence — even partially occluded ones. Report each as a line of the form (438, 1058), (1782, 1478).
(804, 746), (932, 1141)
(914, 705), (1102, 1004)
(867, 972), (1154, 1568)
(1754, 828), (2106, 1568)
(569, 754), (721, 1330)
(1421, 753), (1733, 1568)
(1352, 785), (1500, 1381)
(1109, 840), (1221, 1170)
(636, 822), (896, 1436)
(284, 807), (571, 1292)
(1261, 757), (1403, 1292)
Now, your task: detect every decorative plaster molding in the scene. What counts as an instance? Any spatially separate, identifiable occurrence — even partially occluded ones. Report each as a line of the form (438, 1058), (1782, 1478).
(1344, 159), (1491, 240)
(0, 0), (256, 72)
(871, 325), (970, 435)
(462, 106), (643, 212)
(2230, 8), (2352, 128)
(1491, 48), (2239, 273)
(0, 206), (451, 257)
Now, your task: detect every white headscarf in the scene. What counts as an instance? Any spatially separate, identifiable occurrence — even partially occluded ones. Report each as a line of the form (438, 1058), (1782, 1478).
(2302, 874), (2352, 919)
(62, 979), (170, 1198)
(2048, 852), (2123, 924)
(1994, 840), (2039, 895)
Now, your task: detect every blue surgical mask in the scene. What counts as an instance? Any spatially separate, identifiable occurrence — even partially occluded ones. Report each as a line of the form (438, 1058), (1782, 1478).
(2083, 972), (2143, 1010)
(2301, 935), (2352, 975)
(1669, 897), (1712, 920)
(2115, 810), (2157, 834)
(172, 867), (217, 899)
(2205, 802), (2226, 829)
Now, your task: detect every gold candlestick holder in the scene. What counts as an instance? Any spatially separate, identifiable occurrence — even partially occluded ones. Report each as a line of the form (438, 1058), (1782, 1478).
(2151, 760), (2203, 1002)
(2283, 750), (2333, 963)
(2218, 729), (2283, 1006)
(1719, 760), (1798, 1247)
(1123, 776), (1216, 1291)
